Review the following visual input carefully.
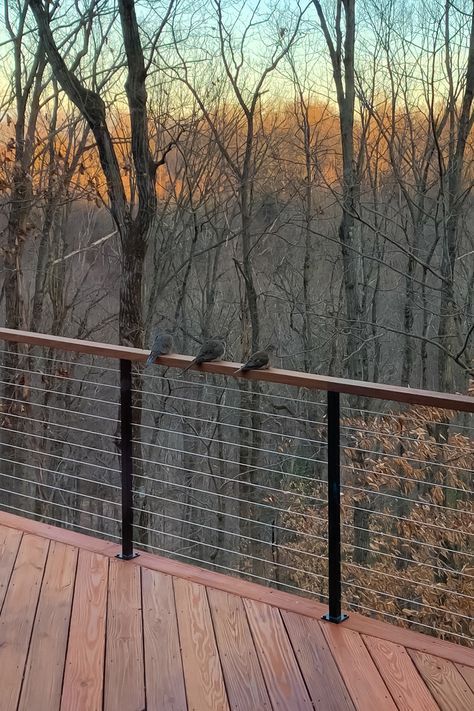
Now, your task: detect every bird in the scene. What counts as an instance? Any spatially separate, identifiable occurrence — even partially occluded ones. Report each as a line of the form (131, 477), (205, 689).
(146, 330), (174, 366)
(234, 345), (275, 375)
(181, 338), (226, 374)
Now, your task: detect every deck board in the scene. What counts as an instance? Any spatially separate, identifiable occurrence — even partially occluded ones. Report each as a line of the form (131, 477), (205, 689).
(282, 610), (355, 711)
(61, 550), (108, 711)
(456, 664), (474, 693)
(104, 559), (145, 711)
(321, 622), (398, 710)
(244, 598), (314, 710)
(0, 525), (22, 612)
(408, 650), (474, 711)
(0, 513), (471, 711)
(363, 634), (440, 711)
(1, 510), (470, 665)
(0, 534), (49, 711)
(174, 578), (230, 711)
(208, 587), (272, 710)
(142, 568), (187, 711)
(18, 541), (77, 711)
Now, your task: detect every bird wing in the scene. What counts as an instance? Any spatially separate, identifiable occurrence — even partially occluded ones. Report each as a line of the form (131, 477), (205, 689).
(147, 333), (173, 366)
(241, 350), (270, 371)
(196, 340), (224, 363)
(160, 333), (173, 353)
(153, 333), (173, 356)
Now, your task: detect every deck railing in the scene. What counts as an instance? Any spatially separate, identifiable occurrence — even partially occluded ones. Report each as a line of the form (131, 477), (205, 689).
(1, 327), (473, 643)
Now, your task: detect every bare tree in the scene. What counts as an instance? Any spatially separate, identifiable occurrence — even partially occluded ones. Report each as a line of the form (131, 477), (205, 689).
(437, 0), (474, 391)
(167, 0), (304, 353)
(311, 0), (367, 380)
(2, 1), (46, 335)
(29, 0), (176, 348)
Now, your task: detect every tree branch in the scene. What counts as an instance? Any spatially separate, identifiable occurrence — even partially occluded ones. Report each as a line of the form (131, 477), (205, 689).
(29, 0), (128, 235)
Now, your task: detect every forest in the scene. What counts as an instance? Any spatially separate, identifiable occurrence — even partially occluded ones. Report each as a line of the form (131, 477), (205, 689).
(0, 0), (472, 645)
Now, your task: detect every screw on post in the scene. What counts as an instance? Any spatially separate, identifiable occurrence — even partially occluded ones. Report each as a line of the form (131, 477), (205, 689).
(322, 390), (348, 623)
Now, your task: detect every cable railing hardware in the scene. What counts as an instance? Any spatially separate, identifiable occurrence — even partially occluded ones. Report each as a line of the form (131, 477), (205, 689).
(0, 327), (473, 645)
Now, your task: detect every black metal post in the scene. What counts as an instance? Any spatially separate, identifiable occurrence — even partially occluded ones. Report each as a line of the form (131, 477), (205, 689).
(117, 358), (138, 560)
(323, 390), (347, 623)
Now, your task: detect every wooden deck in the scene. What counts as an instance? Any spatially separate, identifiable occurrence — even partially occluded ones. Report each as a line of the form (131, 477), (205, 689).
(0, 511), (472, 711)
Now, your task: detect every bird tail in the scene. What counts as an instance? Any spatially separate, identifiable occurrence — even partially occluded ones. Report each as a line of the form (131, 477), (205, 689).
(146, 354), (155, 367)
(234, 365), (249, 375)
(181, 358), (196, 375)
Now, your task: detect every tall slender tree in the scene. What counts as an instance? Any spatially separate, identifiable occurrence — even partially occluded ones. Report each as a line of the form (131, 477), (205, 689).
(311, 0), (366, 380)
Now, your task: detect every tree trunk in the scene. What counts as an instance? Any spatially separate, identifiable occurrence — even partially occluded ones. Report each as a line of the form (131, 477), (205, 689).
(437, 2), (474, 392)
(312, 0), (365, 381)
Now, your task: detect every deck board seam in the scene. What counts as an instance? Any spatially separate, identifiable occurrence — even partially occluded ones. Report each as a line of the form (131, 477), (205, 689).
(138, 565), (148, 711)
(204, 584), (233, 711)
(317, 621), (360, 710)
(319, 620), (400, 710)
(133, 552), (474, 666)
(360, 631), (442, 711)
(58, 544), (81, 711)
(0, 528), (23, 618)
(171, 574), (190, 711)
(16, 536), (51, 711)
(239, 590), (277, 711)
(281, 608), (338, 710)
(1, 512), (472, 669)
(405, 647), (441, 711)
(407, 648), (474, 710)
(401, 644), (442, 710)
(0, 531), (469, 711)
(101, 557), (110, 711)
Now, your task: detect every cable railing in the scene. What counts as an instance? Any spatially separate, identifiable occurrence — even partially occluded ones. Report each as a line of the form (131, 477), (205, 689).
(0, 326), (473, 646)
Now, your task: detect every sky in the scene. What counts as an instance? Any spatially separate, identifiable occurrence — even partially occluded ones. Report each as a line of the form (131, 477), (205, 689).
(0, 0), (472, 119)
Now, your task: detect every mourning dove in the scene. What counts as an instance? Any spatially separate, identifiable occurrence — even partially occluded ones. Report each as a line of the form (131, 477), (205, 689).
(182, 338), (226, 374)
(146, 330), (174, 366)
(235, 345), (275, 374)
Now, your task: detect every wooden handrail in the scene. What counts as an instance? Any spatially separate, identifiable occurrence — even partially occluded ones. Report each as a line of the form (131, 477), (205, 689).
(1, 326), (473, 412)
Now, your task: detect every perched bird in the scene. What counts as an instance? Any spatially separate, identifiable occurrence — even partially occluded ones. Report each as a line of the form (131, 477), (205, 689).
(182, 338), (226, 374)
(235, 345), (275, 375)
(146, 330), (174, 366)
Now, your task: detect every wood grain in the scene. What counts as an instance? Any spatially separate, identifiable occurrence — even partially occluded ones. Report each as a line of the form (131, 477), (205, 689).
(408, 650), (474, 711)
(134, 548), (474, 667)
(142, 568), (187, 711)
(0, 524), (22, 612)
(207, 587), (272, 710)
(243, 598), (313, 710)
(363, 635), (439, 711)
(0, 533), (49, 711)
(174, 577), (229, 711)
(61, 550), (108, 711)
(321, 622), (398, 710)
(18, 541), (78, 711)
(456, 664), (474, 693)
(104, 559), (145, 711)
(1, 512), (472, 668)
(1, 326), (472, 410)
(282, 610), (355, 710)
(0, 513), (471, 711)
(0, 510), (119, 557)
(339, 614), (474, 667)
